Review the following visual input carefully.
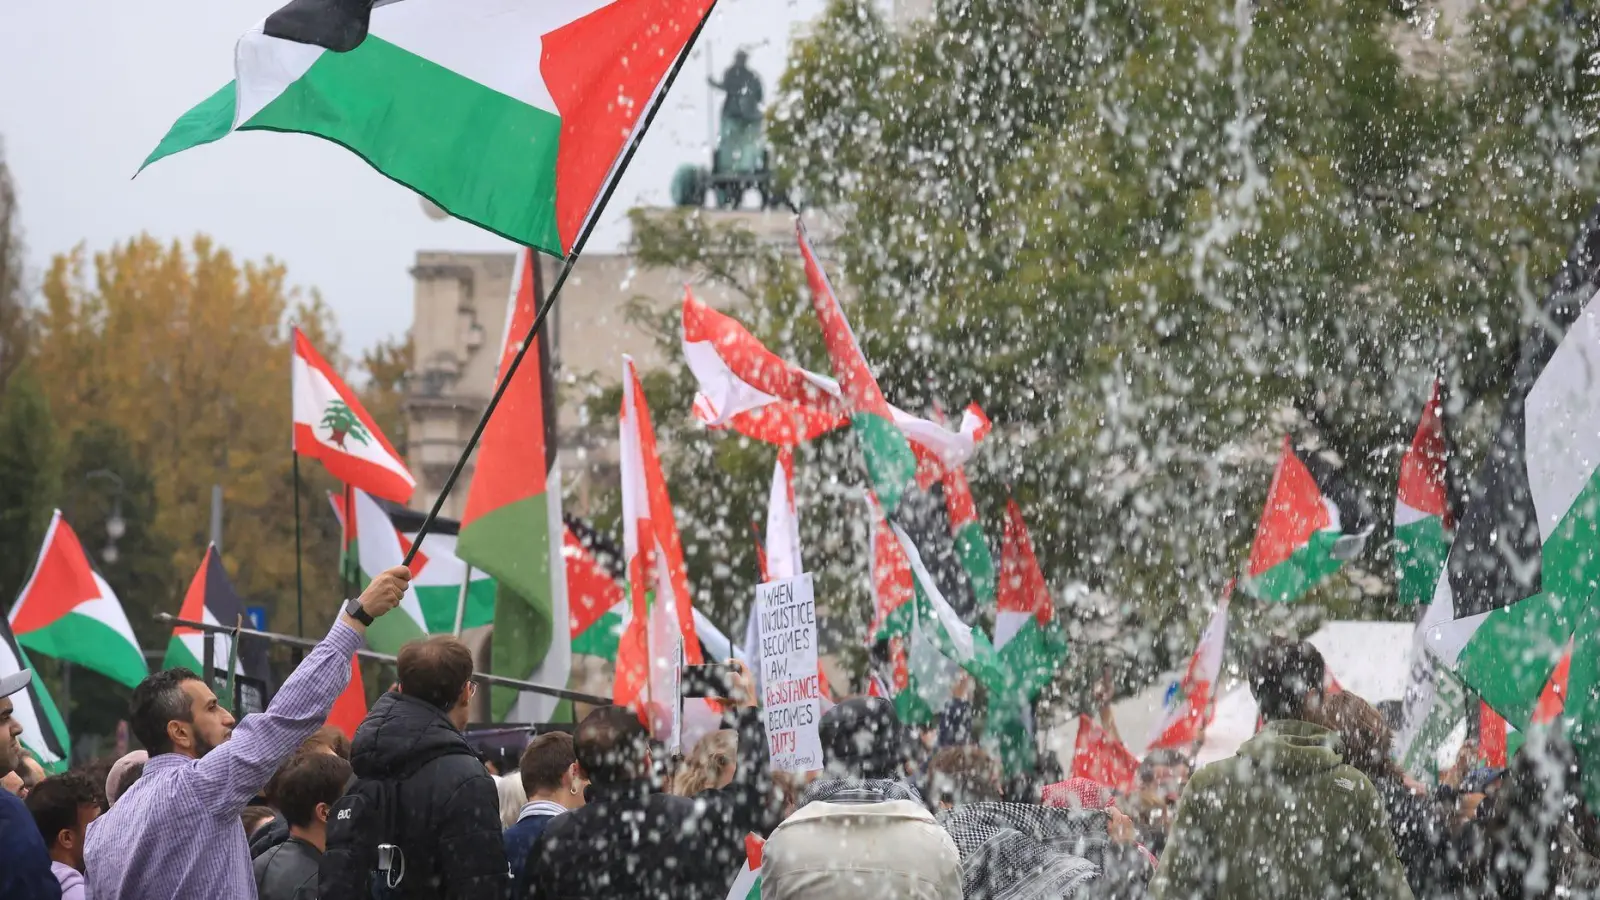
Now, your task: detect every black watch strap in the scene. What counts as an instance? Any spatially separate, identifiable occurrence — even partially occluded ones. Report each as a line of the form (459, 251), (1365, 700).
(344, 597), (374, 625)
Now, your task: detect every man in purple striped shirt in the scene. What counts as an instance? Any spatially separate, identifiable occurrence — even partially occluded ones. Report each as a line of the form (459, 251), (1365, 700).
(84, 566), (412, 900)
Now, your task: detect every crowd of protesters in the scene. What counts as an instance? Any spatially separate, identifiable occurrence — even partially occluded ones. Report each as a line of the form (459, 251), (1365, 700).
(2, 567), (1599, 899)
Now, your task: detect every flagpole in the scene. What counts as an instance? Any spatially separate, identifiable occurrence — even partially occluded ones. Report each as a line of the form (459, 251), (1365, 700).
(400, 0), (724, 566)
(453, 565), (473, 636)
(292, 452), (305, 638)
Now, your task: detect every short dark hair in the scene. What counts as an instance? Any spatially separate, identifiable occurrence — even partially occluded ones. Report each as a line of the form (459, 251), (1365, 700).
(242, 805), (277, 835)
(574, 706), (650, 786)
(820, 697), (903, 780)
(275, 751), (353, 829)
(306, 725), (351, 761)
(1249, 640), (1326, 722)
(130, 668), (203, 755)
(1138, 749), (1191, 784)
(521, 731), (577, 796)
(397, 636), (474, 712)
(925, 747), (1002, 807)
(27, 771), (99, 848)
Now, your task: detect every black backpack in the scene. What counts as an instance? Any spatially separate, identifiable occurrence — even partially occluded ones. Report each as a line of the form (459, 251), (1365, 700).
(320, 750), (451, 899)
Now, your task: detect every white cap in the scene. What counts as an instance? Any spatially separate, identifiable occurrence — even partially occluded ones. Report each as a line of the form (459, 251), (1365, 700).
(0, 669), (33, 699)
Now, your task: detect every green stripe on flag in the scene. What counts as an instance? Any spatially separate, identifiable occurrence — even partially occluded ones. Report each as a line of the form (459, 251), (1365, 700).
(162, 634), (204, 673)
(853, 412), (918, 515)
(1395, 516), (1450, 607)
(573, 610), (625, 660)
(415, 581), (497, 634)
(953, 521), (996, 607)
(1243, 529), (1349, 603)
(141, 81), (238, 171)
(19, 613), (147, 689)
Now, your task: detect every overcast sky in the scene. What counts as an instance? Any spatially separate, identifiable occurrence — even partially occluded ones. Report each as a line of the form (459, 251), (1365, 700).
(0, 0), (826, 355)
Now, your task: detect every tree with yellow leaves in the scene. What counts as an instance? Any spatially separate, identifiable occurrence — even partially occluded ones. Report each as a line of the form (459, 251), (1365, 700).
(32, 235), (349, 650)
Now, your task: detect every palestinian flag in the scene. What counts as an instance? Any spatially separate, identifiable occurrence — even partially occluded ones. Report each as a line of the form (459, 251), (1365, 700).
(725, 833), (765, 900)
(1147, 586), (1230, 752)
(330, 489), (433, 655)
(293, 327), (414, 504)
(797, 224), (919, 515)
(9, 511), (147, 689)
(458, 248), (569, 723)
(868, 496), (999, 725)
(1071, 713), (1138, 793)
(330, 490), (499, 634)
(0, 615), (69, 771)
(164, 545), (270, 679)
(615, 356), (702, 739)
(1240, 436), (1372, 603)
(567, 523), (629, 659)
(684, 289), (990, 480)
(144, 0), (717, 257)
(325, 658), (368, 739)
(994, 499), (1066, 699)
(1423, 203), (1600, 743)
(940, 464), (996, 608)
(1396, 380), (1454, 606)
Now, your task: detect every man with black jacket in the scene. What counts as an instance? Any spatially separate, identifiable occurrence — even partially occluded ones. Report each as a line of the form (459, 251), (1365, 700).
(325, 635), (508, 898)
(524, 659), (776, 900)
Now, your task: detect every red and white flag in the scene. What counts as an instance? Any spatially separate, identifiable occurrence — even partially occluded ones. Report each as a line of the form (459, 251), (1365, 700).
(681, 289), (990, 482)
(1072, 713), (1139, 792)
(1147, 586), (1231, 751)
(292, 327), (414, 503)
(615, 356), (702, 740)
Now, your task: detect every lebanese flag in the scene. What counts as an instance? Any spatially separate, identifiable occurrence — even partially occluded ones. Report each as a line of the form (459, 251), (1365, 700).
(325, 658), (368, 739)
(1395, 380), (1453, 606)
(293, 327), (414, 503)
(1072, 713), (1139, 792)
(9, 511), (148, 689)
(615, 356), (702, 739)
(1147, 586), (1231, 751)
(144, 0), (717, 258)
(1241, 436), (1372, 603)
(683, 288), (990, 483)
(164, 545), (270, 679)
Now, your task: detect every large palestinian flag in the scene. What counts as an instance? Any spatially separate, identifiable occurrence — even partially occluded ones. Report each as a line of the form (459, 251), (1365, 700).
(293, 327), (414, 504)
(164, 545), (270, 679)
(1395, 380), (1453, 606)
(0, 616), (69, 771)
(1240, 436), (1372, 603)
(9, 511), (147, 689)
(682, 289), (990, 481)
(458, 248), (569, 723)
(143, 0), (716, 257)
(1423, 203), (1600, 756)
(615, 356), (702, 739)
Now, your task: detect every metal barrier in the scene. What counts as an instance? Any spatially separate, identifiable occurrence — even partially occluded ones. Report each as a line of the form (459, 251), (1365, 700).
(154, 612), (609, 705)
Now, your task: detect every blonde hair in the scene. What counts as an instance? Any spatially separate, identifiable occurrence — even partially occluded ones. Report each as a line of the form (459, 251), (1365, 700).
(671, 729), (738, 797)
(496, 772), (527, 829)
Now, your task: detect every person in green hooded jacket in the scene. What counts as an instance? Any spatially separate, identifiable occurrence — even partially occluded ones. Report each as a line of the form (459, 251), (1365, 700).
(1149, 640), (1414, 900)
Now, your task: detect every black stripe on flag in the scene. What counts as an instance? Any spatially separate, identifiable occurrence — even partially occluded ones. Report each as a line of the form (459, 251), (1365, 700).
(1447, 202), (1600, 620)
(264, 0), (388, 53)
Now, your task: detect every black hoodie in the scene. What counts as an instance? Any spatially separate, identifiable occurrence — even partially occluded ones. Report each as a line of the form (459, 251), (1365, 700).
(340, 691), (508, 899)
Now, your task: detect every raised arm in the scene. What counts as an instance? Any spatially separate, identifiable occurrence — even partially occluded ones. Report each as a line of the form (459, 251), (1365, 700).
(192, 567), (410, 815)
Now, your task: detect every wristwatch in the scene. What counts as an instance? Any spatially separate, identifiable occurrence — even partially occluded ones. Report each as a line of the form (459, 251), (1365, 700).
(344, 596), (375, 626)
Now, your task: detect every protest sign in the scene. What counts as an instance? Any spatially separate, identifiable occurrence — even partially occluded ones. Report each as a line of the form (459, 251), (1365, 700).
(756, 574), (822, 772)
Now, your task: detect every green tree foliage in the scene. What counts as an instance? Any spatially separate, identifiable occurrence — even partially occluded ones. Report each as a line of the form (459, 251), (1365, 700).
(631, 0), (1600, 701)
(0, 369), (60, 604)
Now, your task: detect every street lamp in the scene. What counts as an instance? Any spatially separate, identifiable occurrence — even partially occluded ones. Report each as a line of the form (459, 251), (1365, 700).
(84, 469), (126, 565)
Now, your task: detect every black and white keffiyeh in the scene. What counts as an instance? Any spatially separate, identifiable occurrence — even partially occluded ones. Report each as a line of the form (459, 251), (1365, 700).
(797, 777), (925, 808)
(939, 802), (1110, 900)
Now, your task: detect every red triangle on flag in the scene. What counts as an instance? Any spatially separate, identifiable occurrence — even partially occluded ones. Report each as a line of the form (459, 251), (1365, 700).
(9, 513), (101, 635)
(1398, 380), (1451, 525)
(1247, 437), (1333, 577)
(325, 657), (367, 739)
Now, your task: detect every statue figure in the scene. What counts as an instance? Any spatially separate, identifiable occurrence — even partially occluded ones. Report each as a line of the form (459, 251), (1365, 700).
(709, 51), (765, 179)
